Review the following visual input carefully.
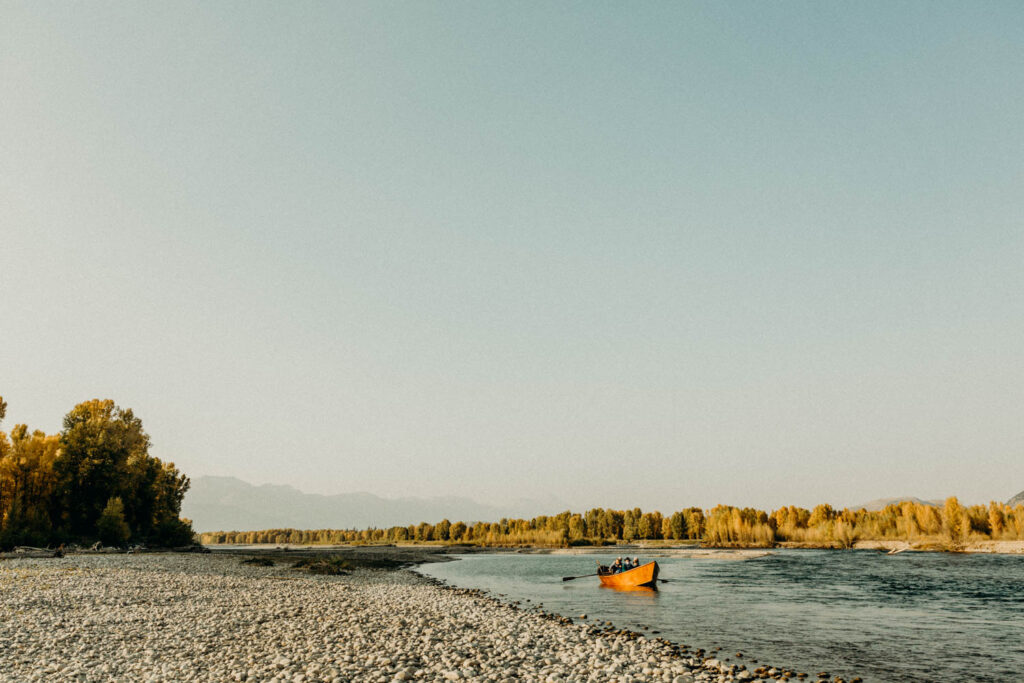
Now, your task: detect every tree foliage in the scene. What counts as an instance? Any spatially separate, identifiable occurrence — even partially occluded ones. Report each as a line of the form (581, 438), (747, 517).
(0, 396), (194, 549)
(200, 497), (1024, 549)
(96, 497), (131, 546)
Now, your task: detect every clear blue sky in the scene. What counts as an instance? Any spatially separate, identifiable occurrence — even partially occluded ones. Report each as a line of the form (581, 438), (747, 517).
(2, 2), (1022, 511)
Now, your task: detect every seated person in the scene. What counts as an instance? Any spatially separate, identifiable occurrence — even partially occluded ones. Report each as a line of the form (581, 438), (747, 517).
(621, 557), (633, 571)
(633, 556), (641, 568)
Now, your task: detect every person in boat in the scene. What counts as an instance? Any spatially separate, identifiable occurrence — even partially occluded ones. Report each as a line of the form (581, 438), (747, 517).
(633, 556), (641, 568)
(600, 558), (622, 575)
(621, 557), (633, 571)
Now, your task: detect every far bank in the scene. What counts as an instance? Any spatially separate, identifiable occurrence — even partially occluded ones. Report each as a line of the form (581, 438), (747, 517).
(200, 538), (1024, 556)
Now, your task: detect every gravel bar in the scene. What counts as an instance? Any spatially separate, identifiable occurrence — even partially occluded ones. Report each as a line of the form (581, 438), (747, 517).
(0, 554), (780, 682)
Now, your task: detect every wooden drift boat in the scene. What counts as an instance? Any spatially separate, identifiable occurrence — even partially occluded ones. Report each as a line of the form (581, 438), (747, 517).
(598, 561), (659, 588)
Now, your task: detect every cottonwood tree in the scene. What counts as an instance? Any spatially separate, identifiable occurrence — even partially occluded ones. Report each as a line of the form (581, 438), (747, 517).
(942, 497), (966, 549)
(55, 400), (150, 538)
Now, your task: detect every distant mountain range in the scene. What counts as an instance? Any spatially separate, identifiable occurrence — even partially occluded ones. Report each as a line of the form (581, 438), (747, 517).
(182, 478), (1024, 533)
(852, 496), (946, 511)
(181, 476), (566, 533)
(852, 492), (1024, 511)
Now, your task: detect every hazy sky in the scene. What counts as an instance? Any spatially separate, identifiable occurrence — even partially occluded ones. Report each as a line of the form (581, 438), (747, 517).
(2, 2), (1022, 512)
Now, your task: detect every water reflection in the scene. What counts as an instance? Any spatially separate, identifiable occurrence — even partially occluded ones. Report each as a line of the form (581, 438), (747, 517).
(598, 584), (659, 596)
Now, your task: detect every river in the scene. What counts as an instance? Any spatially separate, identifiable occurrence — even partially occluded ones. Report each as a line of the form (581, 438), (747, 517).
(416, 549), (1024, 682)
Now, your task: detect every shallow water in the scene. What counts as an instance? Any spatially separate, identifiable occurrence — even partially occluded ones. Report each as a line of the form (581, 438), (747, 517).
(416, 550), (1024, 683)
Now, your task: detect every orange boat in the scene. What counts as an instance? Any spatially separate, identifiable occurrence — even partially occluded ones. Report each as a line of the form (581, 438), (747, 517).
(598, 561), (660, 588)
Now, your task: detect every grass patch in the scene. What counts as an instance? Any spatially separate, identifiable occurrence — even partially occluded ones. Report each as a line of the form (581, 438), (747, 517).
(290, 557), (352, 575)
(568, 538), (617, 547)
(290, 555), (406, 575)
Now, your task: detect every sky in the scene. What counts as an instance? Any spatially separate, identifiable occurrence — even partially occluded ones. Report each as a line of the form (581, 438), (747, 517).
(2, 2), (1022, 513)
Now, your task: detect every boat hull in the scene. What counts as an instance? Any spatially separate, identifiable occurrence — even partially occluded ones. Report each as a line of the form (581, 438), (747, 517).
(598, 561), (659, 588)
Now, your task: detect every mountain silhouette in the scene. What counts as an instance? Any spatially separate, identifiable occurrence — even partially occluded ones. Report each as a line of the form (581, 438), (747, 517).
(851, 496), (945, 511)
(181, 476), (564, 532)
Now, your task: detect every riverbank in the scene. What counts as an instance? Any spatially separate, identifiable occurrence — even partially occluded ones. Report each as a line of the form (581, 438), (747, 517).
(848, 539), (1024, 553)
(0, 553), (808, 682)
(206, 543), (772, 562)
(203, 538), (1024, 556)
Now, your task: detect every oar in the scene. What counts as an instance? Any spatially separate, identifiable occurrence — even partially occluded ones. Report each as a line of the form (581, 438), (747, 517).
(562, 572), (599, 582)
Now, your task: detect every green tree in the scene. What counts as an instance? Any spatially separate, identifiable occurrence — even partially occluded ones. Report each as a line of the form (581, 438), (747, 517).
(147, 460), (192, 545)
(96, 497), (131, 546)
(53, 399), (191, 545)
(55, 400), (150, 539)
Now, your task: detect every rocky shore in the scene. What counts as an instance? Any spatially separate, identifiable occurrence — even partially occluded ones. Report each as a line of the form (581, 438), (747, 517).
(1, 554), (824, 682)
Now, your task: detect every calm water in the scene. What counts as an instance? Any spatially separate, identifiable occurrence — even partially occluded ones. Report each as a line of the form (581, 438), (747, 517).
(416, 550), (1024, 683)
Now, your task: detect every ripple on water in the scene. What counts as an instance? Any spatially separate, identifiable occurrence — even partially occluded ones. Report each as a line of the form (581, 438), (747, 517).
(417, 549), (1024, 683)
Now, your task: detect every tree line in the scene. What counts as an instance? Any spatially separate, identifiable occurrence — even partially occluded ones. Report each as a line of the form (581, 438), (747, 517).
(0, 396), (194, 549)
(200, 498), (1024, 550)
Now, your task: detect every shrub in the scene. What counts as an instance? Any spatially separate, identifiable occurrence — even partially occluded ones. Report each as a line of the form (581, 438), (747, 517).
(96, 497), (131, 547)
(150, 517), (196, 547)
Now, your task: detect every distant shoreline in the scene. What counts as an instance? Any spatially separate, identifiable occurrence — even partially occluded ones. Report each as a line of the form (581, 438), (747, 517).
(200, 539), (1024, 556)
(847, 539), (1024, 554)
